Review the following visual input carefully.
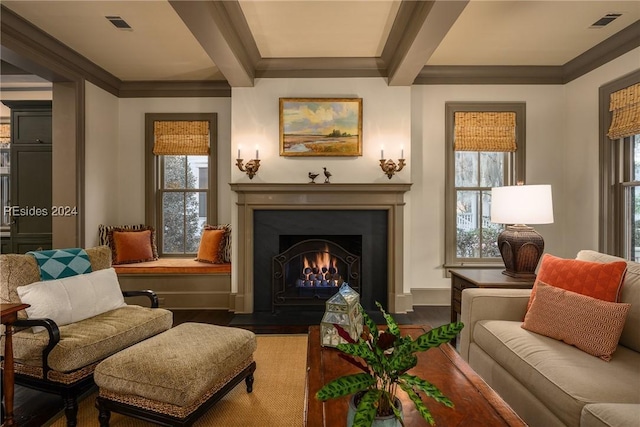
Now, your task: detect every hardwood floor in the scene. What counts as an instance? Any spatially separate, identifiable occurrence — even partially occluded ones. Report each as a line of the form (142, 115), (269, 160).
(7, 306), (451, 426)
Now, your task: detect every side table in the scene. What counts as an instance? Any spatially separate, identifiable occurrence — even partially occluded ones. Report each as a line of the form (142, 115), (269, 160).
(449, 269), (535, 323)
(2, 303), (29, 427)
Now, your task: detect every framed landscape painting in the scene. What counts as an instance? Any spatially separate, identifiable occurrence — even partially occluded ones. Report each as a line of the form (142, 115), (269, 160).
(279, 98), (363, 157)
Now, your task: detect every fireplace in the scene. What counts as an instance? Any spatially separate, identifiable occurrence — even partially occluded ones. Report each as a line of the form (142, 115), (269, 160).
(272, 236), (361, 311)
(231, 183), (411, 314)
(253, 210), (387, 312)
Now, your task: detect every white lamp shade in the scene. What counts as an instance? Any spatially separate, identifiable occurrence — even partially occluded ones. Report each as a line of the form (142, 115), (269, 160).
(491, 185), (554, 225)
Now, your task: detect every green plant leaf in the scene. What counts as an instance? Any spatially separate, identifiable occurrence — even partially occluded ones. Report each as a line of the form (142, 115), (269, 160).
(376, 301), (400, 337)
(337, 341), (378, 367)
(400, 374), (454, 408)
(315, 373), (376, 401)
(410, 322), (464, 352)
(353, 389), (382, 427)
(361, 306), (378, 340)
(389, 350), (417, 374)
(385, 393), (405, 427)
(398, 381), (436, 426)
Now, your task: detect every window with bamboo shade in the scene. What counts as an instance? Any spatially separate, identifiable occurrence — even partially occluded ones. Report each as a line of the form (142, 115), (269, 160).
(445, 103), (526, 267)
(145, 114), (218, 257)
(607, 82), (640, 140)
(600, 72), (640, 260)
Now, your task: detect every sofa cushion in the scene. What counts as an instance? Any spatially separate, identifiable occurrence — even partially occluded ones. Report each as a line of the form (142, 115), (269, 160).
(473, 320), (640, 427)
(530, 254), (627, 312)
(0, 246), (112, 318)
(13, 305), (173, 372)
(581, 403), (640, 427)
(576, 250), (640, 353)
(522, 282), (630, 361)
(17, 268), (127, 333)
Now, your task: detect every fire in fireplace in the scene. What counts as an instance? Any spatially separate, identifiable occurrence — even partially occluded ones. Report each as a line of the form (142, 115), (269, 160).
(296, 244), (342, 288)
(272, 237), (360, 311)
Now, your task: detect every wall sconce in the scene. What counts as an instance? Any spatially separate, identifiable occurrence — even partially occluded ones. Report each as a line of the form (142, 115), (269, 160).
(379, 146), (406, 179)
(236, 146), (260, 179)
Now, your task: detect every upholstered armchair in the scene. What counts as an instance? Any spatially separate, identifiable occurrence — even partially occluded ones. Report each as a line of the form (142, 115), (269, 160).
(0, 246), (173, 427)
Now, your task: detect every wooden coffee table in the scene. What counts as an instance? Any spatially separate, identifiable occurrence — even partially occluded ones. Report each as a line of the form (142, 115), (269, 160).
(305, 325), (526, 427)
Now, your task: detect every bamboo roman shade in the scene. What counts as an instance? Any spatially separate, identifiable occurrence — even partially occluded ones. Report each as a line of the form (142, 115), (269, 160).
(607, 83), (640, 140)
(454, 111), (517, 152)
(153, 120), (209, 155)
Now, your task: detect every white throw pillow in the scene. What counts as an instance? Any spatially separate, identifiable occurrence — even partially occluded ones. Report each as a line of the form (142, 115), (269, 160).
(17, 268), (127, 332)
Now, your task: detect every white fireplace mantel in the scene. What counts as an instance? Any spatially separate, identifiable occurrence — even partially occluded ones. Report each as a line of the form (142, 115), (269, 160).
(230, 183), (412, 313)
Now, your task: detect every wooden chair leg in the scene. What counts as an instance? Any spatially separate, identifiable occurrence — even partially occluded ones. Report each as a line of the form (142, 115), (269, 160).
(62, 392), (79, 427)
(245, 373), (254, 393)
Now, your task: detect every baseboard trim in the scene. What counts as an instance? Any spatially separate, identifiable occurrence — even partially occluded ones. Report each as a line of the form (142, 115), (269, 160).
(410, 288), (451, 306)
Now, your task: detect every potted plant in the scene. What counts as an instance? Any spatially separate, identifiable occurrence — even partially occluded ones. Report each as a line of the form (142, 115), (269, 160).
(316, 302), (464, 427)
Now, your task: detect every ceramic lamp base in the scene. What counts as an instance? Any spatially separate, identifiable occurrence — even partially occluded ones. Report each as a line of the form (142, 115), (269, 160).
(497, 225), (544, 279)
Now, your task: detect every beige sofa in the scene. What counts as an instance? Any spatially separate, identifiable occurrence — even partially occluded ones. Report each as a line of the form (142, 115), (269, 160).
(0, 246), (173, 426)
(460, 250), (640, 427)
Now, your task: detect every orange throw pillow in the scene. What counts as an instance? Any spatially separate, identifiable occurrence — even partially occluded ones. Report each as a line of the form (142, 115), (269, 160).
(522, 282), (630, 361)
(110, 229), (157, 264)
(195, 229), (226, 264)
(528, 254), (627, 311)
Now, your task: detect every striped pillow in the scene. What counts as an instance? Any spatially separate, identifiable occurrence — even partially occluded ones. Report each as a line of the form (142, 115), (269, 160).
(98, 224), (146, 247)
(522, 281), (630, 361)
(203, 224), (231, 263)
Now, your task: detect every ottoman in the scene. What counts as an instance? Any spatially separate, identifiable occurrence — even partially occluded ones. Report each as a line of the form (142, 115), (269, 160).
(94, 323), (257, 427)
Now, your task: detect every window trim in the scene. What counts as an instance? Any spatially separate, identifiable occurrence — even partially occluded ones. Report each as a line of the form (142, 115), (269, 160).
(145, 113), (218, 257)
(444, 102), (526, 268)
(599, 70), (640, 257)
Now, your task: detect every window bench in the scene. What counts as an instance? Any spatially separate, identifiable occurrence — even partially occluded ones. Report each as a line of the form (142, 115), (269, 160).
(114, 259), (231, 310)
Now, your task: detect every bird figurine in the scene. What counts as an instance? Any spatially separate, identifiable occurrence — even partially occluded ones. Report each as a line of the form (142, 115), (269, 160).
(308, 171), (319, 183)
(323, 167), (332, 183)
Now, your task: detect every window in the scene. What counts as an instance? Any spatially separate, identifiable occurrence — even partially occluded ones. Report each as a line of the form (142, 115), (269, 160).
(145, 113), (217, 256)
(445, 103), (526, 267)
(600, 73), (640, 260)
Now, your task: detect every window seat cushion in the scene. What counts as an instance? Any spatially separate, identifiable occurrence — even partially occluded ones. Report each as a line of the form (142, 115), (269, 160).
(113, 258), (231, 275)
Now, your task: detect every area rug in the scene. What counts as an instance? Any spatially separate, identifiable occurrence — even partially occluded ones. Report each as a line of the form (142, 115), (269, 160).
(48, 334), (308, 427)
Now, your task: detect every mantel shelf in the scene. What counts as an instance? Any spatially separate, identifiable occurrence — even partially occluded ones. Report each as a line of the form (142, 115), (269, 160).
(230, 183), (412, 194)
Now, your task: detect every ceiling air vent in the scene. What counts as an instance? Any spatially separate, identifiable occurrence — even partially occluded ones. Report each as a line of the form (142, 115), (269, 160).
(106, 16), (132, 30)
(590, 13), (622, 28)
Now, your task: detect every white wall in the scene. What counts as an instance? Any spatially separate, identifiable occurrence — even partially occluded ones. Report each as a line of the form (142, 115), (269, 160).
(84, 82), (119, 247)
(410, 84), (566, 303)
(231, 78), (411, 184)
(563, 47), (640, 257)
(116, 97), (232, 225)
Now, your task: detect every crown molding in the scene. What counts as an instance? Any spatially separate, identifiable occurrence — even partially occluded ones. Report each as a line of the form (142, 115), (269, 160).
(415, 66), (564, 85)
(255, 57), (386, 78)
(119, 81), (231, 98)
(415, 19), (640, 85)
(562, 19), (640, 84)
(0, 5), (119, 95)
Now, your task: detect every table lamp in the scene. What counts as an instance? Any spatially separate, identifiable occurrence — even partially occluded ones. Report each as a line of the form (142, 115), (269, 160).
(491, 184), (554, 278)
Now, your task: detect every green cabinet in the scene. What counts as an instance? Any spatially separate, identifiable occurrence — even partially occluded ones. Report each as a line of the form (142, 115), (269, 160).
(2, 101), (52, 253)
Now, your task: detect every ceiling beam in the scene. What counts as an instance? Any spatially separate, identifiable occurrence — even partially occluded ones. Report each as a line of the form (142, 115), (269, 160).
(169, 0), (260, 87)
(384, 0), (469, 86)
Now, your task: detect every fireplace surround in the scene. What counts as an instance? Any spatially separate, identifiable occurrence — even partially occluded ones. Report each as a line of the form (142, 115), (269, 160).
(230, 183), (411, 313)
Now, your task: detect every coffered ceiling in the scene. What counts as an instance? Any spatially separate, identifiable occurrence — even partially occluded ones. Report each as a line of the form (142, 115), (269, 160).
(1, 0), (639, 88)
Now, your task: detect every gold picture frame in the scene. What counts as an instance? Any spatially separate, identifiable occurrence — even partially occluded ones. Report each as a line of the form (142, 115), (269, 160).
(279, 98), (363, 157)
